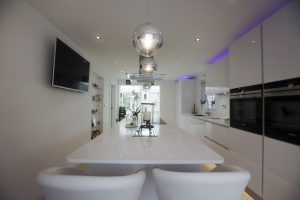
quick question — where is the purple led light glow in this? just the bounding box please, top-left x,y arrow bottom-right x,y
207,0 -> 292,65
175,75 -> 196,83
207,49 -> 229,65
235,0 -> 292,40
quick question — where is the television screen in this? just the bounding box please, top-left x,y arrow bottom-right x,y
52,38 -> 90,92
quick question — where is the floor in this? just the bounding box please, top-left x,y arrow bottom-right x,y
242,193 -> 255,200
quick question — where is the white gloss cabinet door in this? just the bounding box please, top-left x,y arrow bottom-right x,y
228,128 -> 262,197
262,1 -> 300,83
263,137 -> 300,200
210,124 -> 229,148
204,137 -> 229,164
212,58 -> 229,88
229,26 -> 262,89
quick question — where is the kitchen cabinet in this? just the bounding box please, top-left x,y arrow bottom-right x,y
228,128 -> 262,197
204,136 -> 229,164
177,115 -> 207,142
263,137 -> 300,200
206,123 -> 229,148
262,1 -> 300,83
201,58 -> 229,94
204,122 -> 229,163
229,25 -> 262,89
207,58 -> 229,88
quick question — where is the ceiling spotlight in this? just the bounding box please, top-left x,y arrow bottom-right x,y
96,35 -> 102,40
195,37 -> 201,42
139,56 -> 157,75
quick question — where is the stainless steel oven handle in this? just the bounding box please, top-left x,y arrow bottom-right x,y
264,84 -> 300,93
264,89 -> 300,97
230,94 -> 262,99
288,133 -> 297,137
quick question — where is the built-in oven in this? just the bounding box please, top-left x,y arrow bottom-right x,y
230,84 -> 263,135
264,77 -> 300,146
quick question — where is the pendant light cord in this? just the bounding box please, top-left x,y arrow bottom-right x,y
147,0 -> 150,23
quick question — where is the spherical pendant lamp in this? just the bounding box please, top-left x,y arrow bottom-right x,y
139,56 -> 157,75
133,22 -> 163,57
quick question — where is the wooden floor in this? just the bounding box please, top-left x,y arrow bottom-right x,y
242,192 -> 255,200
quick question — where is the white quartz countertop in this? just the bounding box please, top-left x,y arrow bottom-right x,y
67,122 -> 224,165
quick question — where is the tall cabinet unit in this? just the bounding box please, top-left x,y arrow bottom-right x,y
262,1 -> 300,83
229,26 -> 262,88
90,73 -> 104,139
229,25 -> 263,197
262,2 -> 300,200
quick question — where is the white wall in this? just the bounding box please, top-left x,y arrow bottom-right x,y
0,0 -> 111,199
181,79 -> 197,114
160,81 -> 176,126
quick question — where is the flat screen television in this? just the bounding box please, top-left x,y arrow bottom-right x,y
52,38 -> 90,92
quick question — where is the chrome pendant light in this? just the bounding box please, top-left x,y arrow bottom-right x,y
139,56 -> 157,75
132,0 -> 163,57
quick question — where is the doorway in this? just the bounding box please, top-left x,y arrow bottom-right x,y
119,85 -> 160,123
111,84 -> 116,127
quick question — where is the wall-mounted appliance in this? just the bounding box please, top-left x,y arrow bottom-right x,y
230,84 -> 263,135
52,38 -> 90,92
264,77 -> 300,146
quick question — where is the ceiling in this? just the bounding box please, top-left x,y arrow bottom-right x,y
24,0 -> 289,80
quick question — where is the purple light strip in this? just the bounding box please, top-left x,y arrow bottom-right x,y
207,0 -> 292,65
175,75 -> 196,83
207,49 -> 229,65
234,0 -> 293,40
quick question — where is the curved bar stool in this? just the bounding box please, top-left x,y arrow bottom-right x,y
37,167 -> 146,200
153,165 -> 250,200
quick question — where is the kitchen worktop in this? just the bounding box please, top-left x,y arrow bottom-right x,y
67,121 -> 224,165
183,113 -> 230,127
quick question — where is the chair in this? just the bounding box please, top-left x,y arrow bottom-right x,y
152,165 -> 250,200
37,167 -> 146,200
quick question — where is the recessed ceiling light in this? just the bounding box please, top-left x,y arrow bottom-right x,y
96,35 -> 102,40
120,70 -> 124,73
195,37 -> 201,42
251,40 -> 256,43
177,62 -> 180,65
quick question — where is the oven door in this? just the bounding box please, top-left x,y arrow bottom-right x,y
230,94 -> 262,135
265,91 -> 300,146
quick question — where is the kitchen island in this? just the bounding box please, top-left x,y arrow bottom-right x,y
67,121 -> 223,200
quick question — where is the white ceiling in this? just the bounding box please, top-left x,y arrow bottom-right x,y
24,0 -> 288,80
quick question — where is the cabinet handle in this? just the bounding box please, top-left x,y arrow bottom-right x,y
288,133 -> 297,137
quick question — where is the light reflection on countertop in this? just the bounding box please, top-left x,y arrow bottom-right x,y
183,113 -> 229,127
67,120 -> 224,164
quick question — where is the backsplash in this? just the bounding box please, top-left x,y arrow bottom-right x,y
200,94 -> 229,118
